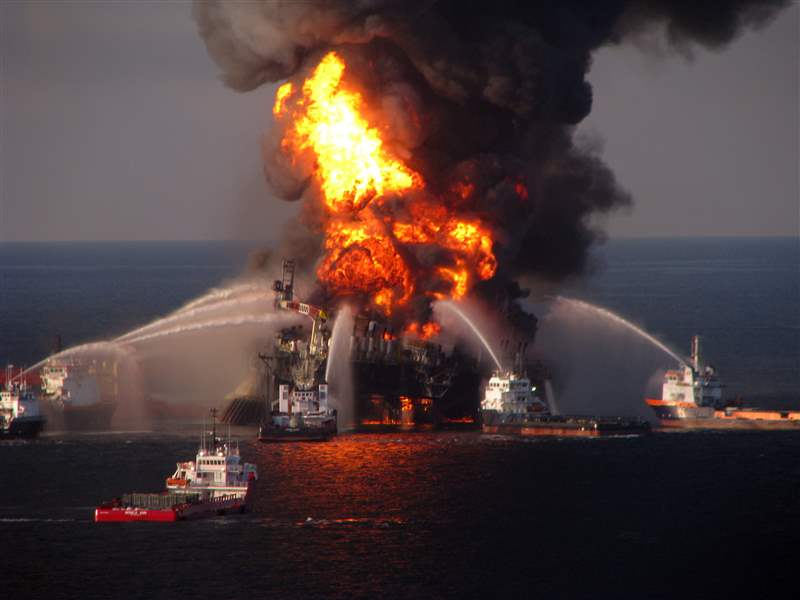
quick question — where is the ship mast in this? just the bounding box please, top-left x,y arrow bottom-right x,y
210,408 -> 218,450
691,335 -> 701,372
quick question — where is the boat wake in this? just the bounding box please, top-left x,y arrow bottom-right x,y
297,516 -> 406,529
0,517 -> 77,523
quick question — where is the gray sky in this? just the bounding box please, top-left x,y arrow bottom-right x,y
1,1 -> 797,242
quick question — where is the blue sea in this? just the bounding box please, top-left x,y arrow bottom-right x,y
1,238 -> 799,599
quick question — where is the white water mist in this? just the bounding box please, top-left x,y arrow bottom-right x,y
175,280 -> 275,313
325,306 -> 354,431
123,314 -> 286,346
544,379 -> 559,415
434,301 -> 503,371
532,296 -> 678,418
116,293 -> 274,343
553,297 -> 685,365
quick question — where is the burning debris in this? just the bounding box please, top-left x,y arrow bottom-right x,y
194,0 -> 788,337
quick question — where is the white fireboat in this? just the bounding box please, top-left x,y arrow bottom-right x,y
1,366 -> 46,438
481,362 -> 650,437
481,370 -> 549,424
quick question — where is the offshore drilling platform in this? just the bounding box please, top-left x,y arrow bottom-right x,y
222,260 -> 483,430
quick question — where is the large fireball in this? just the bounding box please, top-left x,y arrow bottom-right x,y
273,52 -> 497,319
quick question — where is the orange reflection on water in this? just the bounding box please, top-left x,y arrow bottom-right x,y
249,434 -> 441,520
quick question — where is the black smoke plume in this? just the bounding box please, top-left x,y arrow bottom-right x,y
194,0 -> 787,336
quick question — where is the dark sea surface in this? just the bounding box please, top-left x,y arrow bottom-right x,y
0,241 -> 254,366
1,238 -> 799,598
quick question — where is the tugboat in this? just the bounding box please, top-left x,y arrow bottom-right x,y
481,363 -> 649,437
1,366 -> 46,438
646,335 -> 800,429
95,411 -> 258,522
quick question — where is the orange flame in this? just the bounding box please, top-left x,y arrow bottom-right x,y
273,52 -> 497,316
451,181 -> 474,201
421,322 -> 441,339
404,321 -> 441,340
277,52 -> 418,213
317,215 -> 413,313
273,82 -> 293,116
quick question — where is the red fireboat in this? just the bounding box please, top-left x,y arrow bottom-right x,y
95,412 -> 258,522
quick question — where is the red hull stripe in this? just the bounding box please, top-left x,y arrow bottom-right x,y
95,508 -> 177,522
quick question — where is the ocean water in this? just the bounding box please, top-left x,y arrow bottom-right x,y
0,241 -> 253,367
564,237 -> 799,404
1,238 -> 799,598
4,430 -> 800,599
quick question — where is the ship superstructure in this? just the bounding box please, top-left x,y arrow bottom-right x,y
647,335 -> 800,428
165,419 -> 258,497
40,360 -> 117,430
258,260 -> 337,441
1,366 -> 46,438
481,370 -> 548,424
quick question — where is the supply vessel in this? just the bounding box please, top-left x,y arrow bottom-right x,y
1,366 -> 46,438
481,352 -> 650,437
40,361 -> 117,430
646,335 -> 800,429
95,412 -> 258,522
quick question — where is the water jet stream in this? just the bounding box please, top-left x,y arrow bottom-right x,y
552,297 -> 686,366
115,293 -> 272,342
123,314 -> 288,346
324,306 -> 355,430
176,281 -> 274,313
544,379 -> 559,415
14,341 -> 134,380
435,301 -> 503,371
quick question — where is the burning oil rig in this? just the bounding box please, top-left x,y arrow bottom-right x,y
222,260 -> 484,429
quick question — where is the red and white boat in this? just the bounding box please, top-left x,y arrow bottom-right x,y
95,418 -> 258,522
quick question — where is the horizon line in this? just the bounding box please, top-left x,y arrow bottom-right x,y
1,234 -> 798,244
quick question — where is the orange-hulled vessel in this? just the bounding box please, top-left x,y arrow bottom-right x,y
646,335 -> 800,429
95,414 -> 257,522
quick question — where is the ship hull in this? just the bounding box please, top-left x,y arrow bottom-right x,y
0,416 -> 46,438
646,399 -> 800,430
657,419 -> 800,430
63,401 -> 117,431
258,425 -> 335,443
483,413 -> 651,437
95,495 -> 248,522
43,400 -> 117,431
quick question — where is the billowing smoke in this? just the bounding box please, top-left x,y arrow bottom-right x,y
194,0 -> 787,337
